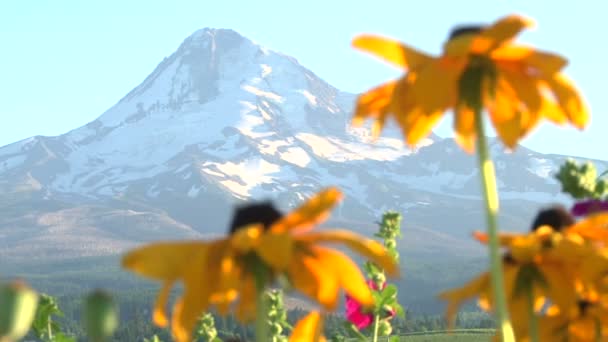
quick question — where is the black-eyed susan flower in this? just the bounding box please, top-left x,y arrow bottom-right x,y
122,188 -> 397,342
439,210 -> 608,341
352,14 -> 589,153
538,298 -> 608,342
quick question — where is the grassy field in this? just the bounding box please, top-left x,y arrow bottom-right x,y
348,330 -> 494,341
400,333 -> 492,341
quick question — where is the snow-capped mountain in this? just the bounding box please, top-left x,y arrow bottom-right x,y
0,28 -> 605,261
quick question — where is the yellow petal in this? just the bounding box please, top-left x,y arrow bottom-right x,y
288,256 -> 322,305
235,274 -> 257,323
395,59 -> 458,146
567,213 -> 608,242
289,250 -> 340,309
121,241 -> 211,280
171,244 -> 218,342
492,45 -> 568,75
395,106 -> 444,147
438,272 -> 490,328
472,230 -> 519,246
453,105 -> 477,154
170,299 -> 189,342
544,74 -> 589,129
472,14 -> 535,54
211,252 -> 241,307
410,59 -> 458,115
314,246 -> 374,308
352,80 -> 396,128
352,34 -> 433,70
230,224 -> 263,253
298,230 -> 398,277
443,33 -> 476,57
289,311 -> 326,342
272,187 -> 343,233
486,76 -> 539,149
153,281 -> 173,327
256,232 -> 294,271
539,263 -> 578,311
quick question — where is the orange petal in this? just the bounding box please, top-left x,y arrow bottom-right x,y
298,229 -> 398,277
544,74 -> 589,129
453,105 -> 477,154
438,272 -> 491,328
410,59 -> 458,114
394,60 -> 457,146
153,281 -> 173,327
272,187 -> 343,233
171,244 -> 219,342
472,14 -> 535,53
289,311 -> 326,342
472,230 -> 520,246
352,34 -> 434,70
256,231 -> 294,271
395,106 -> 444,147
492,45 -> 568,75
353,81 -> 397,130
235,274 -> 257,323
314,246 -> 374,308
567,213 -> 608,242
289,250 -> 340,309
121,241 -> 211,280
487,77 -> 539,149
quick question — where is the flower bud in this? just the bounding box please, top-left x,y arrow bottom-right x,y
0,281 -> 38,341
385,239 -> 396,249
377,319 -> 392,336
270,322 -> 283,335
83,289 -> 118,341
371,273 -> 386,287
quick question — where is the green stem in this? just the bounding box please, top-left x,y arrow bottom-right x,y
473,109 -> 514,342
372,314 -> 380,342
254,268 -> 269,342
47,317 -> 54,341
595,317 -> 602,342
527,288 -> 539,342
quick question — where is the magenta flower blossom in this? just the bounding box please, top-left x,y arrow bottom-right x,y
571,199 -> 608,217
345,280 -> 395,330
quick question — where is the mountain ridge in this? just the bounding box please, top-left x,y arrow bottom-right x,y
0,27 -> 605,263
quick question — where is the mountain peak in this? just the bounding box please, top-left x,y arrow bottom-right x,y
179,27 -> 251,54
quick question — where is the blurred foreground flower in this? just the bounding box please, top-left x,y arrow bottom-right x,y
439,209 -> 608,341
0,281 -> 38,341
352,14 -> 588,152
122,187 -> 397,342
572,200 -> 608,217
83,290 -> 118,342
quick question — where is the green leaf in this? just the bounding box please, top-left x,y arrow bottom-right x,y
555,159 -> 603,199
53,332 -> 76,342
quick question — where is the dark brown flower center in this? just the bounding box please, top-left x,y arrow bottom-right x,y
578,299 -> 593,316
530,206 -> 575,232
448,25 -> 484,41
228,202 -> 283,234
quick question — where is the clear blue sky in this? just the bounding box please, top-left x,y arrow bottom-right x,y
0,0 -> 605,160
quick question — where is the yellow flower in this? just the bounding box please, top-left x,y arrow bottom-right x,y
122,188 -> 397,342
440,220 -> 608,340
539,299 -> 608,342
352,14 -> 588,152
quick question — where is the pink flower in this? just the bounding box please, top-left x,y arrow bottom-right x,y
571,200 -> 608,217
345,280 -> 395,330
